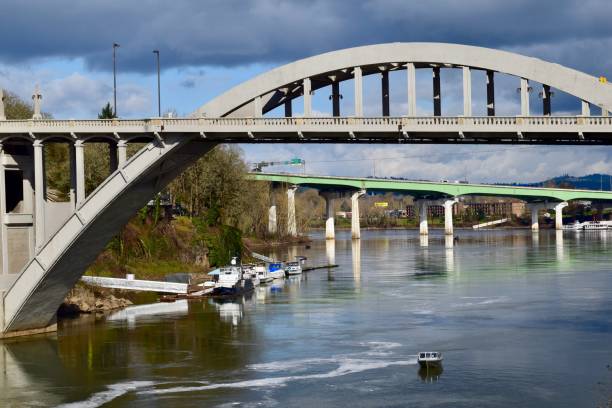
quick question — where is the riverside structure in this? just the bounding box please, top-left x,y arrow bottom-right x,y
2,42 -> 612,338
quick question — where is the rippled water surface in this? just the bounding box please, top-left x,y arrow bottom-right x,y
2,229 -> 612,407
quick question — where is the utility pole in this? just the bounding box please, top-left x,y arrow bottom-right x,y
153,50 -> 161,117
113,43 -> 120,117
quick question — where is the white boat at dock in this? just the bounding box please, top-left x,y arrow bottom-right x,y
212,259 -> 254,296
285,261 -> 302,275
255,264 -> 274,283
267,262 -> 286,279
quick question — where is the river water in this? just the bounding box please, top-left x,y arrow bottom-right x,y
1,229 -> 611,407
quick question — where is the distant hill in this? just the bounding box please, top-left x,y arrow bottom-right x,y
509,174 -> 612,191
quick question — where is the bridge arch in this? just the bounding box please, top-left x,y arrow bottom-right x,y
194,42 -> 612,118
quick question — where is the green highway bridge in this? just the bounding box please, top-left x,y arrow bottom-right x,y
250,172 -> 612,239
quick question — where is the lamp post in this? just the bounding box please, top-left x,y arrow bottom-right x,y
153,50 -> 161,117
113,43 -> 120,117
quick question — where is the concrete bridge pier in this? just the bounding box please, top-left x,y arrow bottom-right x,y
554,202 -> 568,230
443,198 -> 458,235
268,193 -> 277,235
287,185 -> 298,237
417,200 -> 429,235
528,203 -> 542,231
320,191 -> 339,240
351,189 -> 366,239
527,203 -> 551,231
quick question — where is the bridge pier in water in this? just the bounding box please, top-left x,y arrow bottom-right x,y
351,190 -> 366,239
528,201 -> 568,231
320,191 -> 340,240
416,198 -> 457,236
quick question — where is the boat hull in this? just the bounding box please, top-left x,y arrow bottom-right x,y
212,279 -> 254,297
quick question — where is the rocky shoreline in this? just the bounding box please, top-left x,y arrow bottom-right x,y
58,283 -> 133,316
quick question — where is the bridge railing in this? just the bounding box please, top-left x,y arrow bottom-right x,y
2,116 -> 612,135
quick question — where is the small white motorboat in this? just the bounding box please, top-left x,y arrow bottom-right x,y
285,261 -> 302,276
256,264 -> 274,283
418,351 -> 443,368
267,262 -> 285,279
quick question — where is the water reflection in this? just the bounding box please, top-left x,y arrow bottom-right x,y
445,234 -> 454,249
326,239 -> 335,265
352,239 -> 361,287
211,298 -> 243,326
418,365 -> 444,383
108,300 -> 189,328
556,230 -> 565,262
532,231 -> 540,247
419,235 -> 428,247
0,338 -> 66,406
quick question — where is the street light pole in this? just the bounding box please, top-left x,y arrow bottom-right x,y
153,50 -> 161,117
113,43 -> 120,117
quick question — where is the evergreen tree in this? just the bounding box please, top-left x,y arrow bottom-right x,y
98,102 -> 116,119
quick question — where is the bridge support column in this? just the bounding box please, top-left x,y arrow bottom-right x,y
351,189 -> 366,239
462,67 -> 472,116
268,194 -> 277,235
331,81 -> 340,117
417,200 -> 429,235
433,67 -> 441,116
581,101 -> 590,116
520,78 -> 530,116
443,198 -> 458,235
284,99 -> 292,117
381,70 -> 390,117
109,142 -> 118,172
117,140 -> 127,167
74,140 -> 85,206
407,63 -> 417,116
542,85 -> 552,116
33,140 -> 45,249
287,185 -> 298,237
303,78 -> 312,116
528,203 -> 542,231
554,202 -> 568,230
486,70 -> 495,116
320,191 -> 336,240
354,67 -> 363,116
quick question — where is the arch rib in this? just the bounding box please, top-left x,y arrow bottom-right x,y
194,43 -> 612,118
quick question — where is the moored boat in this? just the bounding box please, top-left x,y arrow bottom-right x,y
285,261 -> 302,275
255,264 -> 274,283
268,262 -> 285,279
212,263 -> 254,296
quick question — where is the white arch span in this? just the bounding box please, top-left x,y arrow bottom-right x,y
195,42 -> 612,118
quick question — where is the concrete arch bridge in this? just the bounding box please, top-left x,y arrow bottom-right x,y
251,172 -> 612,238
2,42 -> 612,337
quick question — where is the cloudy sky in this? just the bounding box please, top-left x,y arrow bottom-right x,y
1,0 -> 612,183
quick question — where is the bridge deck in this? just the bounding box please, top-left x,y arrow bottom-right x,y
1,116 -> 612,144
250,173 -> 612,202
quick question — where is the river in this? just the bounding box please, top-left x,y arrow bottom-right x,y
1,229 -> 611,407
